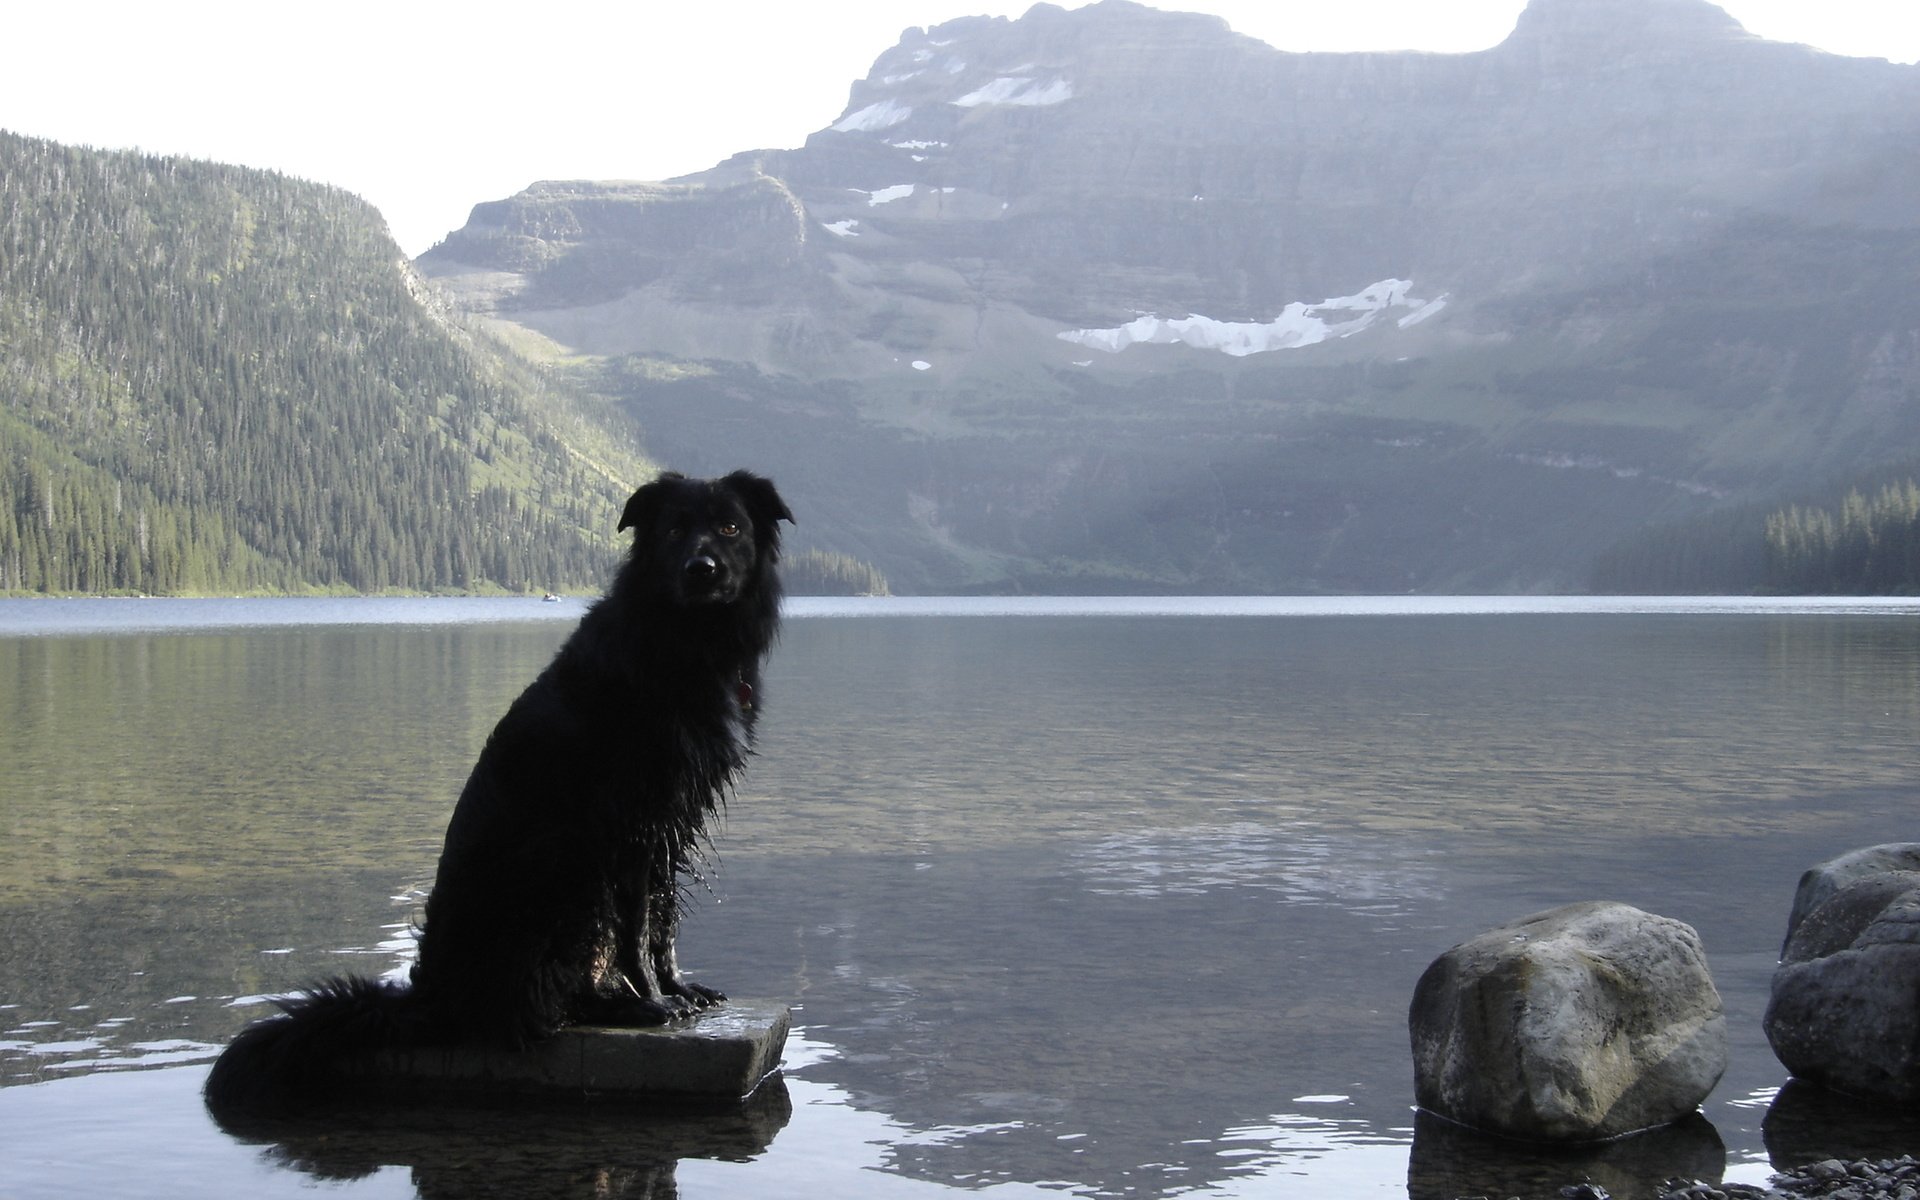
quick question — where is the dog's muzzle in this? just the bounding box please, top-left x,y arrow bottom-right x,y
681,553 -> 734,601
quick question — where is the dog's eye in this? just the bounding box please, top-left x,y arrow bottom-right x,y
717,523 -> 740,538
666,527 -> 684,540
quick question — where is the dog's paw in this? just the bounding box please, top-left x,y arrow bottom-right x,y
641,996 -> 697,1024
579,993 -> 686,1027
656,967 -> 721,1006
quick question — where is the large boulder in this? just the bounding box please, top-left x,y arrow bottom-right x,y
1409,901 -> 1727,1142
1780,843 -> 1920,954
1765,846 -> 1920,1103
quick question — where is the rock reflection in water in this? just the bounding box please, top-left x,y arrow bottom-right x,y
1407,1109 -> 1727,1200
212,1075 -> 792,1200
1763,1081 -> 1920,1169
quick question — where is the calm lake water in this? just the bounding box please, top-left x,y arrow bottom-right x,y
3,596 -> 1919,1199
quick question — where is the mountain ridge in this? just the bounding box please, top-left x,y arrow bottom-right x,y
32,3 -> 1919,594
424,0 -> 1920,357
415,0 -> 1920,594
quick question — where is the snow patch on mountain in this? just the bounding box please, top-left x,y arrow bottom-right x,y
1059,280 -> 1443,358
823,220 -> 860,238
1398,296 -> 1449,328
865,184 -> 916,206
833,100 -> 913,133
954,77 -> 1074,108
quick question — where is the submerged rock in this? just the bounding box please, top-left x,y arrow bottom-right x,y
1766,846 -> 1920,1104
1409,900 -> 1726,1142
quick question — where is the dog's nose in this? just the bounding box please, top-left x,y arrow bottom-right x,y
686,555 -> 719,581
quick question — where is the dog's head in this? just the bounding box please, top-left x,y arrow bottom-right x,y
617,471 -> 795,606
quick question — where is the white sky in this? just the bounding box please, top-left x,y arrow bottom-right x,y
3,1 -> 1916,255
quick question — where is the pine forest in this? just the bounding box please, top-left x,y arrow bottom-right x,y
0,131 -> 653,595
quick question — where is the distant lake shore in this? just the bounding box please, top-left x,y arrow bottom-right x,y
5,593 -> 1920,639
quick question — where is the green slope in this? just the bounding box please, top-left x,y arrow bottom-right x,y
0,131 -> 651,595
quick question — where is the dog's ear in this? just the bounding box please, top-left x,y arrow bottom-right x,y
617,472 -> 686,532
722,470 -> 795,528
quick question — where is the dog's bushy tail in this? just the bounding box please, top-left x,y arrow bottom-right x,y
203,975 -> 426,1117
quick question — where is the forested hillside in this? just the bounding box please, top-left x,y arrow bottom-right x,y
783,549 -> 891,596
1591,474 -> 1920,595
0,131 -> 651,595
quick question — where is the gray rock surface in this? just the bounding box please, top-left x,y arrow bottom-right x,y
1662,1155 -> 1920,1200
343,997 -> 791,1102
1766,849 -> 1920,1104
1781,843 -> 1920,954
1410,901 -> 1726,1142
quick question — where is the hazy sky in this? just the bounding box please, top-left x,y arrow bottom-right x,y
5,1 -> 1916,255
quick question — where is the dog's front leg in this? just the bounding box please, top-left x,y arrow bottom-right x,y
583,856 -> 688,1026
650,892 -> 725,1009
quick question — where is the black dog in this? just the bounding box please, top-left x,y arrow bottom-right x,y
204,470 -> 793,1114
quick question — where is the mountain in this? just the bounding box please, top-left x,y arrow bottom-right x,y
418,0 -> 1920,594
0,131 -> 652,595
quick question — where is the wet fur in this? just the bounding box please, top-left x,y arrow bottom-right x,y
204,470 -> 793,1115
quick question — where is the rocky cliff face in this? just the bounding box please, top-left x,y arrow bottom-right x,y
419,0 -> 1920,593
